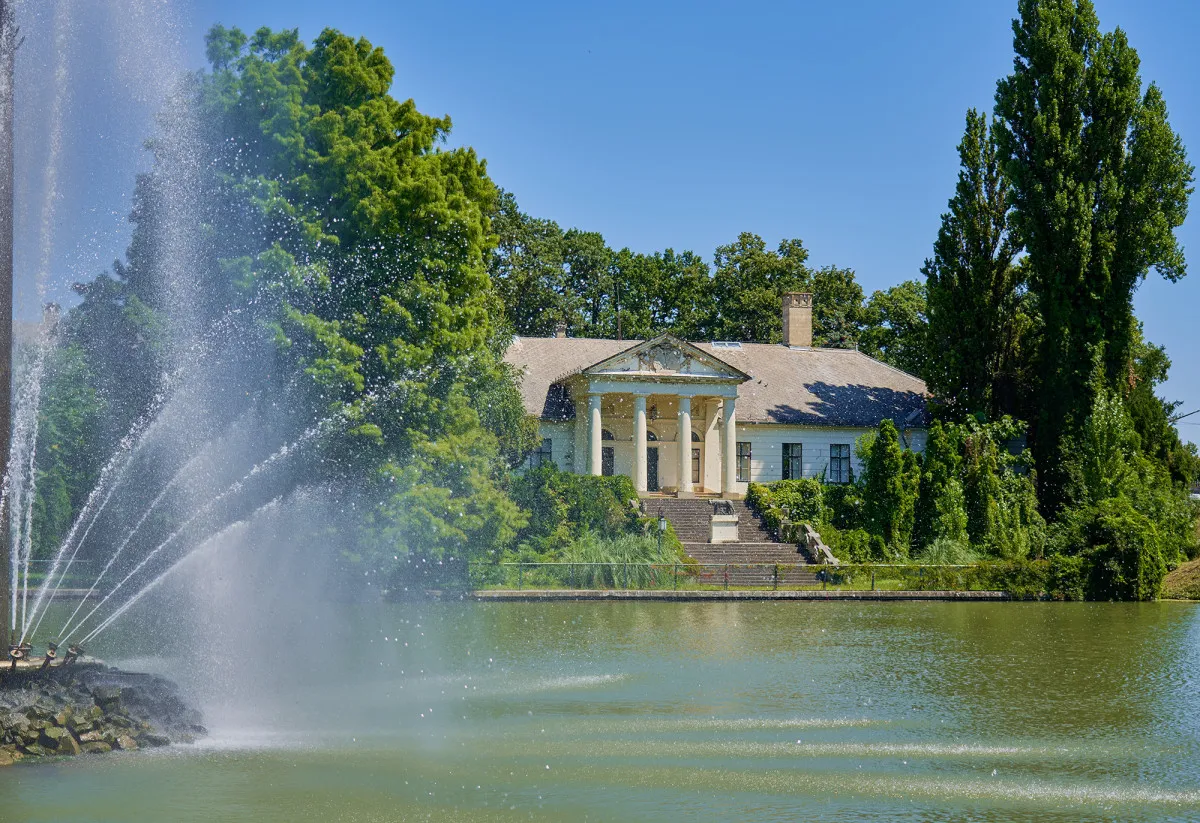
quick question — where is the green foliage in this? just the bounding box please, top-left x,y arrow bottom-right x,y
861,420 -> 920,558
994,0 -> 1194,512
913,421 -> 963,548
558,533 -> 682,588
709,234 -> 811,343
508,464 -> 641,556
1125,327 -> 1200,487
822,527 -> 879,564
767,479 -> 825,523
923,110 -> 1026,419
860,280 -> 929,376
917,536 -> 978,566
1080,497 -> 1167,602
822,483 -> 865,531
991,471 -> 1046,560
30,345 -> 110,559
973,558 -> 1084,601
962,428 -> 1002,548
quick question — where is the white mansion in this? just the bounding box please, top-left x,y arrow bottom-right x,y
504,293 -> 929,498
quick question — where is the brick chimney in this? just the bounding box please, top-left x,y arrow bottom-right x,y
782,292 -> 812,347
554,321 -> 568,339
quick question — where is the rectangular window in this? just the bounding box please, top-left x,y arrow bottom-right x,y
601,446 -> 615,477
736,442 -> 752,483
829,444 -> 851,484
529,438 -> 553,468
782,443 -> 803,480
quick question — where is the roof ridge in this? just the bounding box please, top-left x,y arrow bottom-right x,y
843,348 -> 927,386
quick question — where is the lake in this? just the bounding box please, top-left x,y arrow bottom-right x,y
2,601 -> 1199,822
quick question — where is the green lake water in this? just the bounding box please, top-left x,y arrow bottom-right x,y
2,601 -> 1199,822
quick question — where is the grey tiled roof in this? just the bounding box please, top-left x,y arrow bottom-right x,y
504,336 -> 929,428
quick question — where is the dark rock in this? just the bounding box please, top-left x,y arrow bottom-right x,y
92,687 -> 122,711
0,664 -> 205,765
56,732 -> 81,756
40,726 -> 67,746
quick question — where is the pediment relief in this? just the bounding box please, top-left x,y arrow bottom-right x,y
583,336 -> 746,381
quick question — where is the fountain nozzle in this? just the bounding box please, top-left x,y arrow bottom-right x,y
40,640 -> 59,671
63,644 -> 84,666
8,642 -> 31,670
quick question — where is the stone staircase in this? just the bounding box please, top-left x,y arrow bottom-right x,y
644,497 -> 818,587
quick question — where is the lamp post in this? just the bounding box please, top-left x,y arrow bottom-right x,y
657,511 -> 667,555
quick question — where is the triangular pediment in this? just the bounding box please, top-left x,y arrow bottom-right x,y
580,335 -> 748,382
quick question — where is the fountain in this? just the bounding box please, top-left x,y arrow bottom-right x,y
0,0 -> 347,763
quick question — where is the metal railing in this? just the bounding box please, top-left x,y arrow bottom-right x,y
469,562 -> 987,592
19,559 -> 99,588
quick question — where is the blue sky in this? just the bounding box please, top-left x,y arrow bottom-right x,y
24,1 -> 1200,442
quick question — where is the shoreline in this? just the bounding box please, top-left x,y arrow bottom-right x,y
471,589 -> 1010,601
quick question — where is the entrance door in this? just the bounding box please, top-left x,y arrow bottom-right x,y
601,447 -> 615,477
692,448 -> 701,485
647,447 -> 659,491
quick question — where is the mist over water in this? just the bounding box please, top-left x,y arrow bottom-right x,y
10,600 -> 1200,822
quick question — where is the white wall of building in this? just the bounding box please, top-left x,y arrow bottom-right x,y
534,417 -> 927,493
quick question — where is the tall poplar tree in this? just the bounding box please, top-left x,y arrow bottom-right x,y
993,0 -> 1194,512
923,110 -> 1021,419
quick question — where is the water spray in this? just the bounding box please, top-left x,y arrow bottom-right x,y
63,431 -> 323,644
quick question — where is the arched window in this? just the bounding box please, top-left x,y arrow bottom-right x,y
691,430 -> 701,442
601,429 -> 615,441
646,430 -> 658,441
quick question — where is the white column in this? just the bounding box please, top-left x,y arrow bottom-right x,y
588,393 -> 603,476
722,396 -> 738,497
678,395 -> 693,497
633,394 -> 648,492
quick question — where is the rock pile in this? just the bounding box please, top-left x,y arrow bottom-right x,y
0,664 -> 206,765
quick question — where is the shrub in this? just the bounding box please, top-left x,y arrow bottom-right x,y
824,483 -> 865,531
917,536 -> 978,565
768,479 -> 824,523
509,464 -> 641,554
1082,497 -> 1166,602
560,532 -> 680,588
824,526 -> 876,563
1047,555 -> 1085,601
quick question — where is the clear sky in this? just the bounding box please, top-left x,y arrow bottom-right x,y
23,1 -> 1200,442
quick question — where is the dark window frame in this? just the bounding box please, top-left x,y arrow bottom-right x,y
736,441 -> 752,483
829,444 -> 851,484
782,443 -> 802,480
529,437 -> 553,468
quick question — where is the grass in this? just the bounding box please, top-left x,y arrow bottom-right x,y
1163,557 -> 1200,600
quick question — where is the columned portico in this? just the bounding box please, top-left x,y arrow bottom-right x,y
722,396 -> 737,496
587,393 -> 603,476
565,335 -> 750,498
632,393 -> 648,492
677,396 -> 693,497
